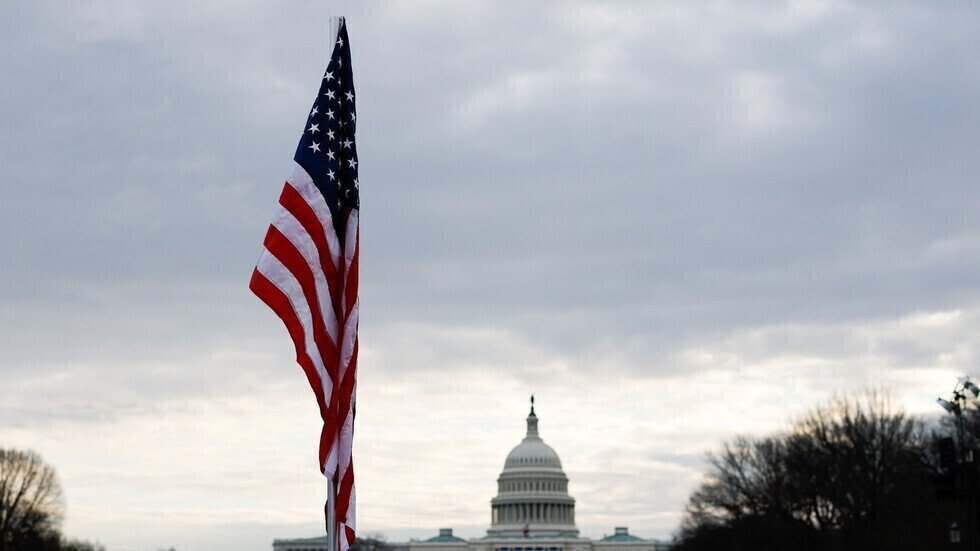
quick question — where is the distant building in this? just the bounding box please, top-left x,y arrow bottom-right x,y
274,399 -> 669,551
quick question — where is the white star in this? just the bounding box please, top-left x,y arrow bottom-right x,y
327,169 -> 335,180
326,109 -> 335,120
309,141 -> 321,153
310,106 -> 318,117
324,71 -> 334,81
345,91 -> 354,101
342,139 -> 352,149
327,150 -> 336,160
348,158 -> 357,169
327,129 -> 336,140
337,36 -> 344,47
308,123 -> 319,134
324,90 -> 336,100
349,112 -> 356,123
353,178 -> 359,190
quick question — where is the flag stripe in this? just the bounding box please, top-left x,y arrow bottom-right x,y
270,202 -> 341,345
253,253 -> 332,399
279,182 -> 344,319
263,225 -> 340,385
285,164 -> 343,268
344,223 -> 359,319
248,269 -> 328,418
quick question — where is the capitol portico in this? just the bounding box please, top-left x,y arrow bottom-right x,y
274,399 -> 668,551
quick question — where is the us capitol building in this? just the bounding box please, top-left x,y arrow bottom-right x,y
274,399 -> 668,551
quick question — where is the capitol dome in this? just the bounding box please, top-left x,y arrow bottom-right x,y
488,397 -> 578,538
503,433 -> 562,470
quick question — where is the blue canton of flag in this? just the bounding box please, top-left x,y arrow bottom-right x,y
295,21 -> 359,240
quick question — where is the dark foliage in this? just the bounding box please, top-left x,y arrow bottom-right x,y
0,448 -> 105,551
674,392 -> 954,551
350,536 -> 393,551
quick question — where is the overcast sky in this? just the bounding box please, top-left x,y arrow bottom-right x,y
2,1 -> 980,550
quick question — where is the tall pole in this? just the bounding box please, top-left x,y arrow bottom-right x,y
325,17 -> 344,551
327,477 -> 337,551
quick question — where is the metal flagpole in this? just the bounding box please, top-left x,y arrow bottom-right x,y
327,477 -> 337,551
324,16 -> 343,551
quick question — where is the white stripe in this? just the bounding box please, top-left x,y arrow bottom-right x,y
337,396 -> 355,472
336,378 -> 356,503
339,524 -> 351,551
337,300 -> 358,384
287,163 -> 342,269
342,209 -> 359,311
270,207 -> 340,344
346,487 -> 356,536
255,251 -> 333,401
323,442 -> 339,480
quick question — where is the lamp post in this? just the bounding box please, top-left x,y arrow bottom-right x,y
938,377 -> 980,547
938,378 -> 980,462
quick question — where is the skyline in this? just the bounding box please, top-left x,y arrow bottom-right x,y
3,1 -> 980,550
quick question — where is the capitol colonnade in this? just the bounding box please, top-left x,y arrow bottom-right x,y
491,502 -> 575,525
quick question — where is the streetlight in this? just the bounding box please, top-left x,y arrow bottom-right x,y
937,377 -> 980,458
939,398 -> 962,415
938,377 -> 980,547
963,378 -> 980,398
951,522 -> 961,544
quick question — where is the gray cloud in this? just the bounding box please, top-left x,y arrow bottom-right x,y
2,1 -> 980,549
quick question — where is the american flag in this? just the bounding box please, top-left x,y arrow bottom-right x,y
249,18 -> 359,551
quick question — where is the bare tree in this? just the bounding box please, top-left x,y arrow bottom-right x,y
349,535 -> 393,551
676,391 -> 945,551
0,449 -> 65,551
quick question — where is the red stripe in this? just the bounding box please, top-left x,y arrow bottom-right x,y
252,189 -> 358,539
336,460 -> 355,521
334,339 -> 358,521
264,225 -> 339,386
249,269 -> 336,469
344,224 -> 359,318
279,183 -> 344,321
333,209 -> 359,519
249,269 -> 327,416
337,338 -> 358,432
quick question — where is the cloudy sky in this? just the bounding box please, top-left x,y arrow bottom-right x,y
2,1 -> 980,550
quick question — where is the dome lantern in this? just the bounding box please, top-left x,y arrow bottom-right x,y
526,395 -> 539,438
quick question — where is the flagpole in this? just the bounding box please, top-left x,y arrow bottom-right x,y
327,476 -> 337,551
324,15 -> 344,551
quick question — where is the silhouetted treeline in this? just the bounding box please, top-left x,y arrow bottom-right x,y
673,392 -> 967,551
350,535 -> 393,551
0,448 -> 105,551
